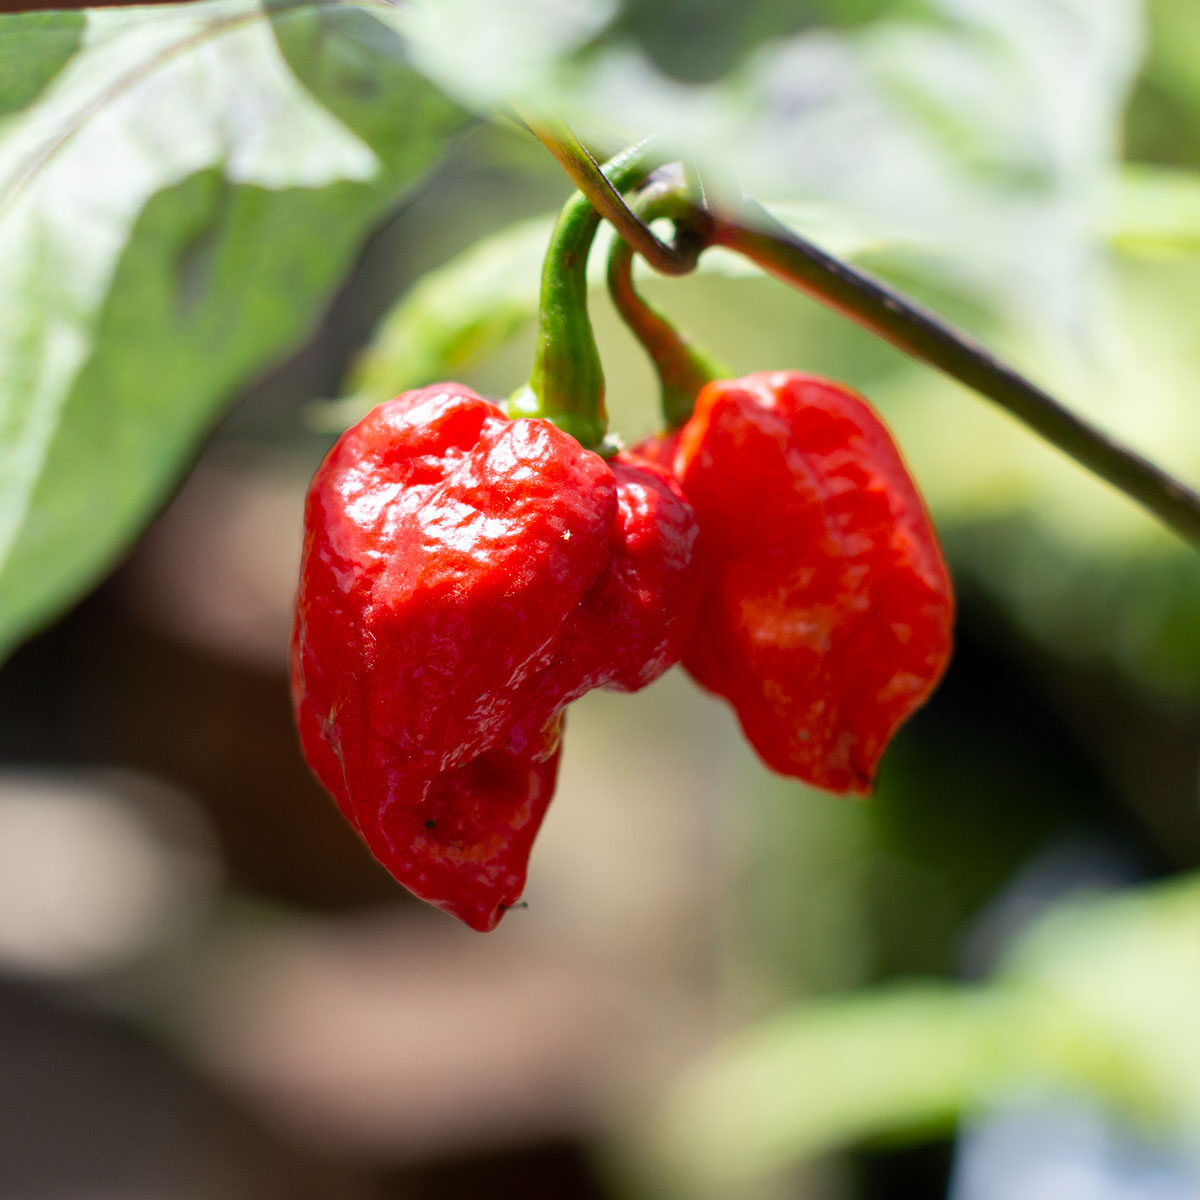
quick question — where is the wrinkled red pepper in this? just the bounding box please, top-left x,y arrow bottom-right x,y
634,370 -> 953,794
291,384 -> 699,930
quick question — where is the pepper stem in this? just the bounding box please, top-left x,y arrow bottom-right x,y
526,131 -> 1200,548
519,117 -> 697,277
509,142 -> 674,451
607,184 -> 727,430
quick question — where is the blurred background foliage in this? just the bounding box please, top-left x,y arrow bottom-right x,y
3,0 -> 1200,1198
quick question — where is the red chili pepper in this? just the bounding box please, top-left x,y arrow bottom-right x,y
634,370 -> 953,795
291,384 -> 699,930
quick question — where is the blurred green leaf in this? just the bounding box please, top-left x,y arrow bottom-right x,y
1107,163 -> 1200,252
1002,874 -> 1200,1132
636,874 -> 1200,1193
338,213 -> 555,424
0,11 -> 83,117
645,986 -> 1016,1196
0,1 -> 465,659
400,0 -> 617,112
1127,0 -> 1200,165
400,0 -> 1143,329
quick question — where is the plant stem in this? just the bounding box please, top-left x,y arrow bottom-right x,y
529,127 -> 1200,545
519,116 -> 696,276
607,186 -> 728,429
510,141 -> 674,450
707,197 -> 1200,547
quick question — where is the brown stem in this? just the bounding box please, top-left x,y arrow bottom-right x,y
707,196 -> 1200,547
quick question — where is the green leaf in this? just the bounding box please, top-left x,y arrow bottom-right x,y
400,0 -> 616,112
337,213 -> 555,424
399,0 -> 1144,329
1106,163 -> 1200,253
641,986 -> 1022,1197
0,0 -> 465,659
0,11 -> 84,117
1000,873 -> 1200,1132
629,872 -> 1200,1194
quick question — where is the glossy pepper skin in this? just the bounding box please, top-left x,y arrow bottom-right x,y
635,371 -> 953,794
291,384 -> 699,930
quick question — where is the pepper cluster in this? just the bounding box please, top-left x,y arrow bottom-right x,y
291,371 -> 953,930
292,145 -> 954,929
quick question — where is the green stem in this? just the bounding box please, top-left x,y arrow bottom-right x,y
520,117 -> 697,276
705,196 -> 1200,548
607,186 -> 728,430
509,142 -> 676,450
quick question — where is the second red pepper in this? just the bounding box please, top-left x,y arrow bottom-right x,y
635,370 -> 954,794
